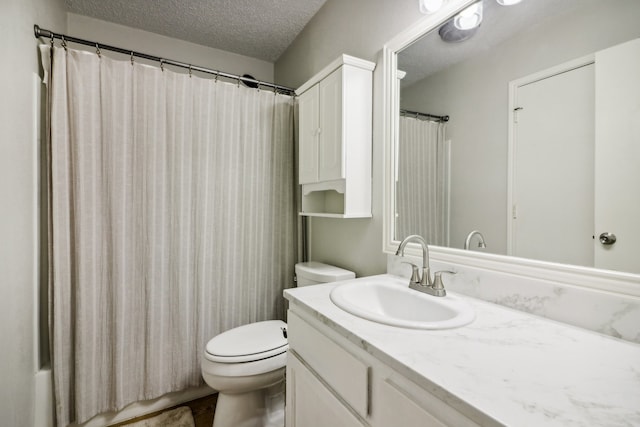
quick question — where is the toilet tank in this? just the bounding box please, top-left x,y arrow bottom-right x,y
295,262 -> 355,287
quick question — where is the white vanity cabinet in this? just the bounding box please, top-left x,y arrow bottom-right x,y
285,309 -> 481,427
296,55 -> 375,218
286,311 -> 369,426
286,352 -> 365,427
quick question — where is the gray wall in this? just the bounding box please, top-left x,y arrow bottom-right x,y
275,0 -> 426,277
400,0 -> 640,255
0,0 -> 66,425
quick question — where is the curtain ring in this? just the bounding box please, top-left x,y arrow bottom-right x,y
189,65 -> 192,78
256,81 -> 261,92
95,43 -> 101,58
61,35 -> 67,51
130,51 -> 134,66
160,59 -> 164,72
214,71 -> 219,83
50,33 -> 54,48
237,77 -> 241,88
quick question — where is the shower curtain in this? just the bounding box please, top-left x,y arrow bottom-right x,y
45,46 -> 296,426
396,116 -> 449,246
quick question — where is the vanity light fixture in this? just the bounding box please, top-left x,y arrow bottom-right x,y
438,19 -> 478,43
419,0 -> 445,14
440,0 -> 522,43
454,1 -> 483,31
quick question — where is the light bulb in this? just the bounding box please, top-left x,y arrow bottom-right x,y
454,2 -> 483,30
419,0 -> 444,14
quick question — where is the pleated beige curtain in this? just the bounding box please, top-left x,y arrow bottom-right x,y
396,116 -> 449,246
47,46 -> 296,426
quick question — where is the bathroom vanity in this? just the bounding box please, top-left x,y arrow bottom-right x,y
283,275 -> 640,427
285,1 -> 640,425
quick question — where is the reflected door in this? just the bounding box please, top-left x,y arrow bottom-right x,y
595,39 -> 640,274
512,63 -> 595,266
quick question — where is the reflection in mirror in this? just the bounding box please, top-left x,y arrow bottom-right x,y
395,110 -> 450,247
394,0 -> 640,274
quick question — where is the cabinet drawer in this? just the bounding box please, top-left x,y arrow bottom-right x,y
287,310 -> 370,417
376,379 -> 447,427
375,376 -> 481,427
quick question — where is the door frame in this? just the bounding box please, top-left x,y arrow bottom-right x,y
506,54 -> 595,256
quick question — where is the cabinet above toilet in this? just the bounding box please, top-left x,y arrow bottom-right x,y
296,55 -> 375,218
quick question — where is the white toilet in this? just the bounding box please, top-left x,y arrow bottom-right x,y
201,261 -> 355,427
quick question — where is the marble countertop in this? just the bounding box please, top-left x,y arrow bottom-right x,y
283,274 -> 640,427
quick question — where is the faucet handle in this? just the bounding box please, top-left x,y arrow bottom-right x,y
401,262 -> 421,285
432,270 -> 456,294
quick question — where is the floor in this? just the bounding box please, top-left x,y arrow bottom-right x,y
111,393 -> 218,427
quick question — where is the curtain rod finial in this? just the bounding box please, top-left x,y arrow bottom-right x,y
34,24 -> 53,40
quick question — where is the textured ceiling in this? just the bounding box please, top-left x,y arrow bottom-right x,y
398,0 -> 596,87
64,0 -> 327,62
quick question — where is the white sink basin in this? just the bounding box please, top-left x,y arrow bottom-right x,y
329,277 -> 475,330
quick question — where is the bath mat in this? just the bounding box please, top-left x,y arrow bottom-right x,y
126,406 -> 195,427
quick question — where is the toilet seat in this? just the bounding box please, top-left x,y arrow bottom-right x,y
205,320 -> 288,363
202,351 -> 288,378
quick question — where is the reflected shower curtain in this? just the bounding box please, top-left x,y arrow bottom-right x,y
396,116 -> 449,245
47,47 -> 296,426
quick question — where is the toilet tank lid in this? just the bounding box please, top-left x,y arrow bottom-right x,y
295,261 -> 355,283
205,320 -> 288,362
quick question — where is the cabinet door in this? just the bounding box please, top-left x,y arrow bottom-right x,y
286,352 -> 364,427
298,85 -> 320,184
318,68 -> 344,182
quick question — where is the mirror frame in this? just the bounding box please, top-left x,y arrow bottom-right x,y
381,0 -> 640,296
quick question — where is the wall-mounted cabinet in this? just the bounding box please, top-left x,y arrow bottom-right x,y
296,55 -> 375,218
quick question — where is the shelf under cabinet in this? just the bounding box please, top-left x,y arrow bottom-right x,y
298,212 -> 373,218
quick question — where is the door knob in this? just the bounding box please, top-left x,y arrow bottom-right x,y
599,232 -> 617,245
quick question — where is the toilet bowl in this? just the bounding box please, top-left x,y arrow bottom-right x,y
202,262 -> 355,427
202,320 -> 288,427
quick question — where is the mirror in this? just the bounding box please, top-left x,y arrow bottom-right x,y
391,0 -> 640,275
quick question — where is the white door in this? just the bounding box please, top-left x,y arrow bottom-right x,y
298,84 -> 319,184
318,68 -> 344,182
594,39 -> 640,274
512,63 -> 595,266
286,353 -> 364,427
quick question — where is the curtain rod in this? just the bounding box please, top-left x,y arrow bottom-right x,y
33,25 -> 296,96
400,109 -> 449,122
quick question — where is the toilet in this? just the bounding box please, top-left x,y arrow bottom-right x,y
201,261 -> 355,427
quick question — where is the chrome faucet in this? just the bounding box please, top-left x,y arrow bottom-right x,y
464,230 -> 487,250
396,235 -> 454,297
